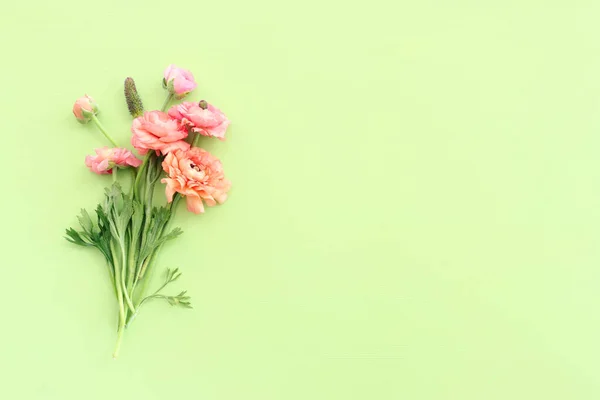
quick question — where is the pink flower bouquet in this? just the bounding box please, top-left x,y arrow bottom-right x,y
66,65 -> 231,358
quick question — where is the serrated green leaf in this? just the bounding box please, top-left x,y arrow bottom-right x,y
77,209 -> 94,234
65,228 -> 92,246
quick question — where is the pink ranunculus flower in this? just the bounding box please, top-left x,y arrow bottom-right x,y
168,101 -> 230,140
163,65 -> 197,99
85,147 -> 142,175
161,148 -> 231,214
73,95 -> 98,124
131,111 -> 190,156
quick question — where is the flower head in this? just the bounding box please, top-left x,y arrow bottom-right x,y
124,77 -> 144,118
168,101 -> 230,140
161,148 -> 231,214
85,147 -> 142,174
163,65 -> 197,99
131,111 -> 190,156
73,95 -> 98,124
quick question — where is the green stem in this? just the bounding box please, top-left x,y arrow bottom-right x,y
113,322 -> 125,359
125,311 -> 139,327
91,115 -> 120,147
144,160 -> 157,215
129,256 -> 150,302
110,241 -> 126,358
125,253 -> 156,327
169,193 -> 182,215
126,234 -> 137,298
128,168 -> 136,197
106,261 -> 116,296
120,242 -> 136,313
161,93 -> 174,112
191,131 -> 201,148
112,167 -> 118,183
134,153 -> 152,200
126,195 -> 181,327
136,251 -> 158,295
140,195 -> 181,283
137,278 -> 172,308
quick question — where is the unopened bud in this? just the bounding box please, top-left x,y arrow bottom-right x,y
73,95 -> 98,124
163,64 -> 197,99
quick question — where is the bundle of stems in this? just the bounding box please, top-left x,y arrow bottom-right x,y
66,87 -> 192,358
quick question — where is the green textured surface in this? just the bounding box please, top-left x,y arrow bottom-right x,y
2,0 -> 600,398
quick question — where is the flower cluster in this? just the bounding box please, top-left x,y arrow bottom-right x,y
76,64 -> 231,215
66,64 -> 232,358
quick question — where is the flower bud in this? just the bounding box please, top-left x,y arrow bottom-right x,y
163,64 -> 197,99
124,77 -> 144,118
73,95 -> 98,124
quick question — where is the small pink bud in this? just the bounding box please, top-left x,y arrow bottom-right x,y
163,64 -> 197,99
73,95 -> 98,124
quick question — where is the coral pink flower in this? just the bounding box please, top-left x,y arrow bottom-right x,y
164,65 -> 197,99
85,147 -> 142,175
161,148 -> 231,214
131,111 -> 190,156
73,95 -> 98,123
168,101 -> 230,140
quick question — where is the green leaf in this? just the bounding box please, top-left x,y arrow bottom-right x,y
65,228 -> 92,246
165,267 -> 183,283
130,200 -> 144,238
137,206 -> 182,261
164,291 -> 192,308
154,227 -> 183,247
138,268 -> 192,309
77,209 -> 94,234
65,185 -> 124,265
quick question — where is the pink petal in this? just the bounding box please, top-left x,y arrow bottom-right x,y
186,195 -> 205,214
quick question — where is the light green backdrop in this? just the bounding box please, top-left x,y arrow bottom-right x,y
2,0 -> 600,398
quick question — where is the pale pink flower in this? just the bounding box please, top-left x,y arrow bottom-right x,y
161,148 -> 231,214
131,111 -> 190,156
164,65 -> 197,99
73,95 -> 98,123
85,147 -> 142,175
168,101 -> 230,140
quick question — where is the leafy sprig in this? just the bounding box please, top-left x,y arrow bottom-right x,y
138,268 -> 192,308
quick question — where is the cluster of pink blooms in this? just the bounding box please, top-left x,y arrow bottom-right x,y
73,65 -> 231,214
